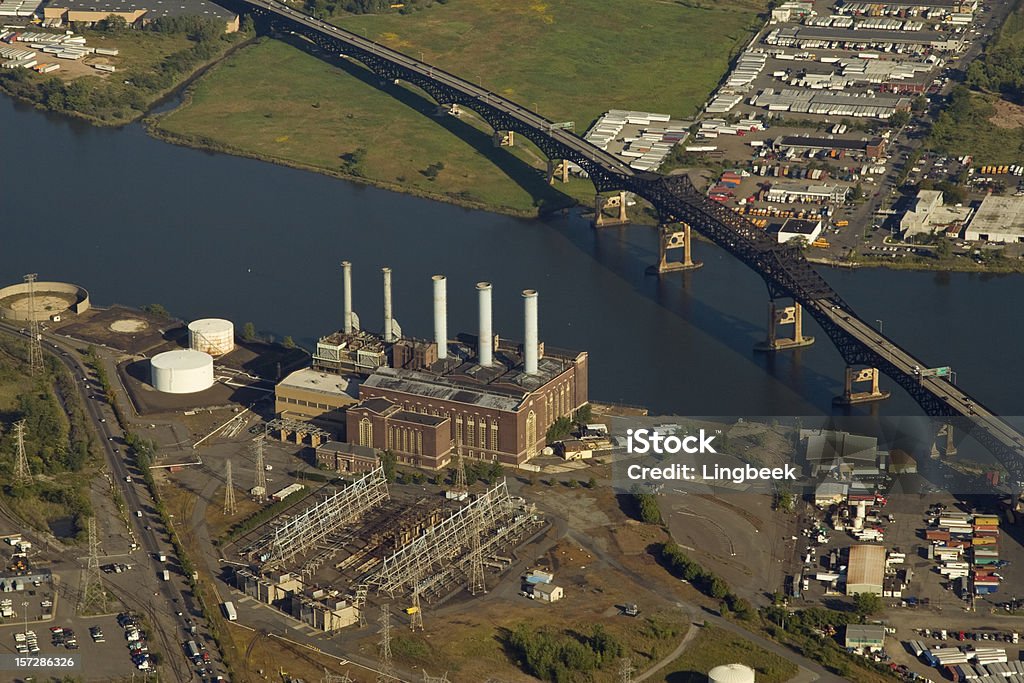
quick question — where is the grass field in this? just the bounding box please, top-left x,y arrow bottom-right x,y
156,0 -> 766,214
659,626 -> 798,683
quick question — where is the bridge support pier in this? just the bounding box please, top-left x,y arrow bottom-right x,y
834,367 -> 891,405
493,130 -> 515,147
546,159 -> 570,185
593,191 -> 629,227
755,300 -> 814,352
931,423 -> 958,458
656,223 -> 702,274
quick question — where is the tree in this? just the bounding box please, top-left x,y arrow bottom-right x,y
97,14 -> 128,33
853,591 -> 882,618
378,450 -> 397,483
143,303 -> 169,318
281,336 -> 296,349
573,403 -> 593,425
545,416 -> 573,443
242,322 -> 257,341
890,109 -> 911,128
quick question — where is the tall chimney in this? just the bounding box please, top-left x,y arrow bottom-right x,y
433,275 -> 447,360
382,267 -> 394,342
523,289 -> 538,375
477,282 -> 493,367
342,260 -> 353,334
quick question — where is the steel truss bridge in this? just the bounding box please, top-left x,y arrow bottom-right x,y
237,0 -> 1024,483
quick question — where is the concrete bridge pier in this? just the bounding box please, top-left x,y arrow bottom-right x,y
930,423 -> 958,458
755,299 -> 814,352
656,223 -> 702,274
593,191 -> 629,227
546,159 -> 569,185
492,130 -> 515,147
834,366 -> 891,405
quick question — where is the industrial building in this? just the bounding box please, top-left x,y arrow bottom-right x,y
775,135 -> 886,160
42,0 -> 238,31
845,624 -> 886,652
846,544 -> 886,596
774,217 -> 823,244
274,369 -> 359,427
965,195 -> 1024,243
274,264 -> 589,468
751,88 -> 912,119
899,190 -> 973,239
765,183 -> 849,204
314,441 -> 379,474
765,26 -> 958,52
804,429 -> 883,479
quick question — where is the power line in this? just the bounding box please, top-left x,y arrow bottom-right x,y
13,420 -> 31,485
23,274 -> 43,377
467,505 -> 486,596
223,458 -> 237,516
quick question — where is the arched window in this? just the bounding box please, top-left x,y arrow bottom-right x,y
359,418 -> 372,447
526,410 -> 537,459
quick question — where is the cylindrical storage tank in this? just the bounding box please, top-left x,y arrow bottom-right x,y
708,664 -> 756,683
188,318 -> 235,356
151,350 -> 214,394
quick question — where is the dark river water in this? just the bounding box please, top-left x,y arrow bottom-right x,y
2,97 -> 1022,419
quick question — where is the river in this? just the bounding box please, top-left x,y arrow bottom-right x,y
2,96 -> 1022,420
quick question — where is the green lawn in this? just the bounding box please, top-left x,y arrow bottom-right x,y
156,0 -> 766,214
660,626 -> 798,683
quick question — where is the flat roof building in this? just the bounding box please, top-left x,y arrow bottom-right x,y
315,441 -> 379,475
846,544 -> 886,596
274,369 -> 360,428
346,396 -> 453,470
42,0 -> 238,30
775,217 -> 823,245
776,135 -> 886,160
900,190 -> 973,239
805,429 -> 880,478
965,194 -> 1024,243
845,624 -> 886,651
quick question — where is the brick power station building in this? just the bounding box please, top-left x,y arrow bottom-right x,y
276,264 -> 588,470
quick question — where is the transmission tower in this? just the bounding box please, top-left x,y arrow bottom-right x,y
408,581 -> 423,632
618,658 -> 634,683
23,274 -> 43,377
321,669 -> 353,683
467,506 -> 486,596
353,584 -> 369,628
13,420 -> 31,485
78,517 -> 108,615
451,449 -> 468,497
377,604 -> 397,683
223,458 -> 237,515
422,671 -> 450,683
252,437 -> 267,501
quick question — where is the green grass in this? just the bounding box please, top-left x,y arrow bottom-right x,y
927,91 -> 1024,165
156,0 -> 766,214
660,626 -> 798,683
80,29 -> 195,74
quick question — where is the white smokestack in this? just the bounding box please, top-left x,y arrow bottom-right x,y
433,275 -> 447,360
477,282 -> 493,367
382,267 -> 394,342
523,289 -> 538,375
342,261 -> 353,334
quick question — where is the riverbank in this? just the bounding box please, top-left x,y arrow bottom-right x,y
809,254 -> 1024,274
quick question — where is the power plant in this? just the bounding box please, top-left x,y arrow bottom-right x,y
273,261 -> 589,469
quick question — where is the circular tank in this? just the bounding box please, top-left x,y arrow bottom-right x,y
708,664 -> 756,683
150,350 -> 214,394
188,318 -> 235,356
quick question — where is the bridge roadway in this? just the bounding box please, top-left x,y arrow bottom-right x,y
240,0 -> 1024,482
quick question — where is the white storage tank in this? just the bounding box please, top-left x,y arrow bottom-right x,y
151,350 -> 214,394
188,318 -> 235,356
708,664 -> 756,683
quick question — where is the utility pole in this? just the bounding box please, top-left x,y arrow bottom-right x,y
223,458 -> 237,516
13,420 -> 31,485
24,273 -> 43,377
252,437 -> 267,502
377,604 -> 396,683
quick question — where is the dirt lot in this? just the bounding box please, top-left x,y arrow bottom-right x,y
989,97 -> 1024,130
58,305 -> 185,356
